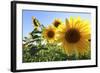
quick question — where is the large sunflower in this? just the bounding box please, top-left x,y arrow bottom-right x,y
52,18 -> 62,28
58,17 -> 91,56
42,25 -> 57,43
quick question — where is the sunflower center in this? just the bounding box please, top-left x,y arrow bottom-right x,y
47,30 -> 55,38
65,29 -> 80,43
54,21 -> 60,27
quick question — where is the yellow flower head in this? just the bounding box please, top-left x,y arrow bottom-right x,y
52,18 -> 62,28
58,17 -> 91,56
42,25 -> 57,43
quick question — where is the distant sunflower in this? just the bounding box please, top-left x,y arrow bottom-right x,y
32,16 -> 40,29
58,17 -> 91,56
42,25 -> 57,43
52,18 -> 62,28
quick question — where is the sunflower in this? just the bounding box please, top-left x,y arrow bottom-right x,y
32,16 -> 40,29
52,18 -> 62,28
58,17 -> 91,56
42,25 -> 57,43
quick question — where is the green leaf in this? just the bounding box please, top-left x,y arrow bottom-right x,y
24,37 -> 28,40
32,30 -> 42,33
29,46 -> 42,56
33,35 -> 41,39
23,40 -> 26,42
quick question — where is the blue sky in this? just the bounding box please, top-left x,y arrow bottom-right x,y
22,10 -> 91,37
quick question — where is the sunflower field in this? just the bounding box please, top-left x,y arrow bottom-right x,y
23,16 -> 91,63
